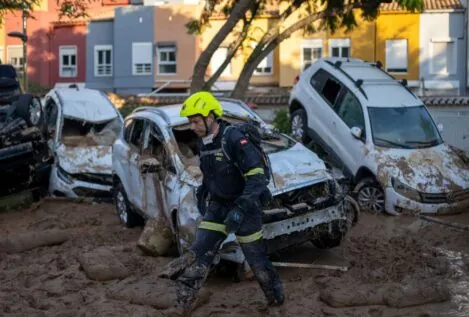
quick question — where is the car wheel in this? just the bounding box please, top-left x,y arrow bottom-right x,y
311,220 -> 346,249
290,108 -> 310,144
15,94 -> 43,128
355,177 -> 385,214
114,181 -> 144,228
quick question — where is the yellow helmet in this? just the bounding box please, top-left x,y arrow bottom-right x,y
180,91 -> 223,118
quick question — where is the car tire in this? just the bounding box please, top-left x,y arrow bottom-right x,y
311,220 -> 346,249
114,181 -> 144,228
354,177 -> 385,214
15,94 -> 44,128
290,108 -> 310,144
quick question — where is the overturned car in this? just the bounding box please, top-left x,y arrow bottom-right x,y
0,64 -> 53,199
112,98 -> 358,264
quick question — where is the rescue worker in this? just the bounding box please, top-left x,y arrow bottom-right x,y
159,91 -> 284,315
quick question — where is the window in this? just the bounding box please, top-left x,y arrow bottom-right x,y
211,47 -> 231,77
0,46 -> 4,64
336,90 -> 365,138
157,44 -> 177,75
7,46 -> 24,73
94,45 -> 113,77
385,39 -> 408,73
430,39 -> 457,75
132,42 -> 152,75
329,39 -> 350,58
129,119 -> 145,148
59,46 -> 77,77
254,51 -> 273,75
301,39 -> 322,70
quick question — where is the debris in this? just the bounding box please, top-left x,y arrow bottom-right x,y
78,247 -> 130,281
272,261 -> 349,272
0,229 -> 70,253
420,215 -> 469,232
137,219 -> 173,256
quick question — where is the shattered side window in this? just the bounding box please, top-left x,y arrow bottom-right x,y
45,100 -> 58,135
129,119 -> 145,149
124,119 -> 133,142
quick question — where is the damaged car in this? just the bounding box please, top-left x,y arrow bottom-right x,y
289,57 -> 469,215
43,87 -> 123,199
0,64 -> 53,200
112,98 -> 358,265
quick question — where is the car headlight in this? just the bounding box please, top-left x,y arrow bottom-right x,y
391,177 -> 421,202
57,165 -> 74,184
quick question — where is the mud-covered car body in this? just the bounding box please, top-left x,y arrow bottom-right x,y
289,57 -> 469,215
113,98 -> 356,263
0,65 -> 53,198
44,88 -> 123,198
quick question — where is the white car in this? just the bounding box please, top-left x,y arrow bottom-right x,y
43,87 -> 123,199
112,98 -> 358,264
289,57 -> 469,215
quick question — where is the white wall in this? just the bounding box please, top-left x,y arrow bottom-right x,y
420,11 -> 465,89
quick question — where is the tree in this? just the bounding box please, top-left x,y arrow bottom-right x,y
187,0 -> 424,98
0,0 -> 98,22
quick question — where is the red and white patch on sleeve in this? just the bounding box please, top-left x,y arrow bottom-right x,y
240,138 -> 248,145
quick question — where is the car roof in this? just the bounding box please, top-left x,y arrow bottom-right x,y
133,98 -> 261,127
315,58 -> 422,108
54,88 -> 119,123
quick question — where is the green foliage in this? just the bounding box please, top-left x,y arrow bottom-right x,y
271,109 -> 291,135
0,0 -> 99,22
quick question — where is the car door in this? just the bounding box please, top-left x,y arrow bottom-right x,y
308,69 -> 347,167
304,68 -> 338,148
139,122 -> 168,219
329,88 -> 367,176
125,118 -> 146,209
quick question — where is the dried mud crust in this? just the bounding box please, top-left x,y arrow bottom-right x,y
0,201 -> 469,317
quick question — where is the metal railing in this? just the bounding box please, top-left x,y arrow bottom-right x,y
138,79 -> 229,97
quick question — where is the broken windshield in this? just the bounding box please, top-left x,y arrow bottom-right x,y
61,117 -> 122,147
368,105 -> 443,149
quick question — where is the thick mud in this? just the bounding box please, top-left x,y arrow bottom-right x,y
1,199 -> 468,317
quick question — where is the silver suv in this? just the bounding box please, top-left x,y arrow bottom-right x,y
112,98 -> 357,265
289,57 -> 469,216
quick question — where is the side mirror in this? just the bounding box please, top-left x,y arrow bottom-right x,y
350,127 -> 363,140
437,123 -> 443,133
139,157 -> 163,176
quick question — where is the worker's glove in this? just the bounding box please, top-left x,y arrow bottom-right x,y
224,207 -> 244,234
196,185 -> 208,216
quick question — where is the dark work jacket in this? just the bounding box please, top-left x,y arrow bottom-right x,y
198,120 -> 269,211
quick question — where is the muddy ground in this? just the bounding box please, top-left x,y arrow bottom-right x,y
1,199 -> 469,317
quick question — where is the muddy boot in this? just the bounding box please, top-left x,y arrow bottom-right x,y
164,281 -> 199,317
159,250 -> 197,280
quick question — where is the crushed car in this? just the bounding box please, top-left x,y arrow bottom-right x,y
43,87 -> 123,199
0,64 -> 53,200
289,57 -> 469,216
112,97 -> 358,266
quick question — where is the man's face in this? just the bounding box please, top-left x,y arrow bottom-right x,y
188,115 -> 213,137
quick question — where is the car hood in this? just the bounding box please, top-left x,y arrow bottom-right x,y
268,143 -> 331,195
179,142 -> 332,195
373,143 -> 469,193
56,144 -> 113,175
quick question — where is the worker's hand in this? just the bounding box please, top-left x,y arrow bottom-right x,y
196,185 -> 208,216
224,207 -> 244,234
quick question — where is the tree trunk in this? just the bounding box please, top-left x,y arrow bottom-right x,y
202,12 -> 256,91
231,5 -> 357,99
189,0 -> 255,93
